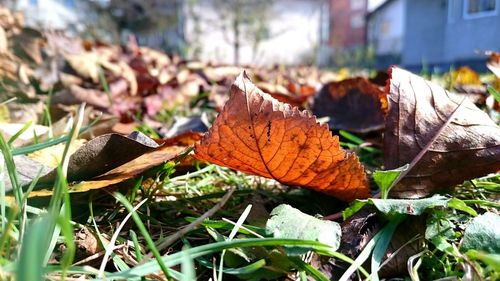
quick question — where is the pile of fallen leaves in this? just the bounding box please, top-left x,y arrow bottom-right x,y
0,5 -> 499,281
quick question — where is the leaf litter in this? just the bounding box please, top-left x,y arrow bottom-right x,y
0,5 -> 498,280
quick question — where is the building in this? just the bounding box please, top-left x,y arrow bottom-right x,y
7,0 -> 117,42
10,0 -> 84,30
330,0 -> 368,49
316,0 -> 370,67
367,0 -> 500,71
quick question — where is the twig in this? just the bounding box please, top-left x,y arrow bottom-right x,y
322,212 -> 342,221
142,186 -> 236,261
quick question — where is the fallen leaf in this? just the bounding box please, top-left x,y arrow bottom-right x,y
160,131 -> 203,147
39,132 -> 160,184
312,77 -> 387,133
487,51 -> 500,78
462,212 -> 500,254
11,27 -> 44,64
266,204 -> 341,254
343,195 -> 450,218
384,67 -> 500,198
369,71 -> 390,87
258,81 -> 310,108
163,114 -> 209,139
28,139 -> 86,168
378,217 -> 425,278
195,72 -> 369,202
0,123 -> 49,146
0,26 -> 7,54
448,66 -> 482,87
52,85 -> 110,108
28,144 -> 186,197
2,154 -> 52,192
64,52 -> 100,83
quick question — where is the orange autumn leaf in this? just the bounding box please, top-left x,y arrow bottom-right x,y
195,72 -> 369,202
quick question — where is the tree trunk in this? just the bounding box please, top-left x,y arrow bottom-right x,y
233,17 -> 240,65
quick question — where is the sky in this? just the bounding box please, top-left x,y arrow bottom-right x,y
368,0 -> 386,11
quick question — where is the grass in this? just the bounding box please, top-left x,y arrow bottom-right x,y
0,117 -> 498,281
0,75 -> 499,281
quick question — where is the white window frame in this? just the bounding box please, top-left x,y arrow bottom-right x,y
463,0 -> 499,19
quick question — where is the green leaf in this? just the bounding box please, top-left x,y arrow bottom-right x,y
448,198 -> 477,216
373,164 -> 409,199
431,236 -> 454,252
462,212 -> 500,254
466,250 -> 500,271
344,195 -> 449,219
266,204 -> 341,254
425,218 -> 455,241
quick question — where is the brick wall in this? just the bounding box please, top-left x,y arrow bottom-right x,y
330,0 -> 367,48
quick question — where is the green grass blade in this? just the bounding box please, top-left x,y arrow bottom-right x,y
0,207 -> 19,256
98,198 -> 148,277
0,160 -> 4,231
338,219 -> 402,281
0,133 -> 25,243
130,229 -> 143,262
289,256 -> 329,281
17,215 -> 54,281
12,112 -> 101,156
370,216 -> 404,281
339,130 -> 364,145
114,193 -> 172,279
7,121 -> 33,145
89,198 -> 130,272
218,204 -> 252,281
181,246 -> 196,281
0,134 -> 21,204
196,258 -> 266,275
487,85 -> 500,103
102,238 -> 337,280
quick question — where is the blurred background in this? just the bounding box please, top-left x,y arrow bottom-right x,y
1,0 -> 499,72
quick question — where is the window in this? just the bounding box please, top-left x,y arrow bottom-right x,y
350,14 -> 365,28
464,0 -> 498,18
350,0 -> 365,10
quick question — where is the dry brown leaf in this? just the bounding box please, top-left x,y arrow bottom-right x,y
52,84 -> 110,108
29,145 -> 186,197
385,67 -> 500,198
487,51 -> 500,78
449,66 -> 482,87
64,52 -> 100,83
28,139 -> 86,168
313,77 -> 387,133
0,26 -> 7,54
195,72 -> 369,202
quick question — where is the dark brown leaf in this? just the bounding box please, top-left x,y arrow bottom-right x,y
385,67 -> 500,198
312,77 -> 387,133
39,132 -> 160,184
